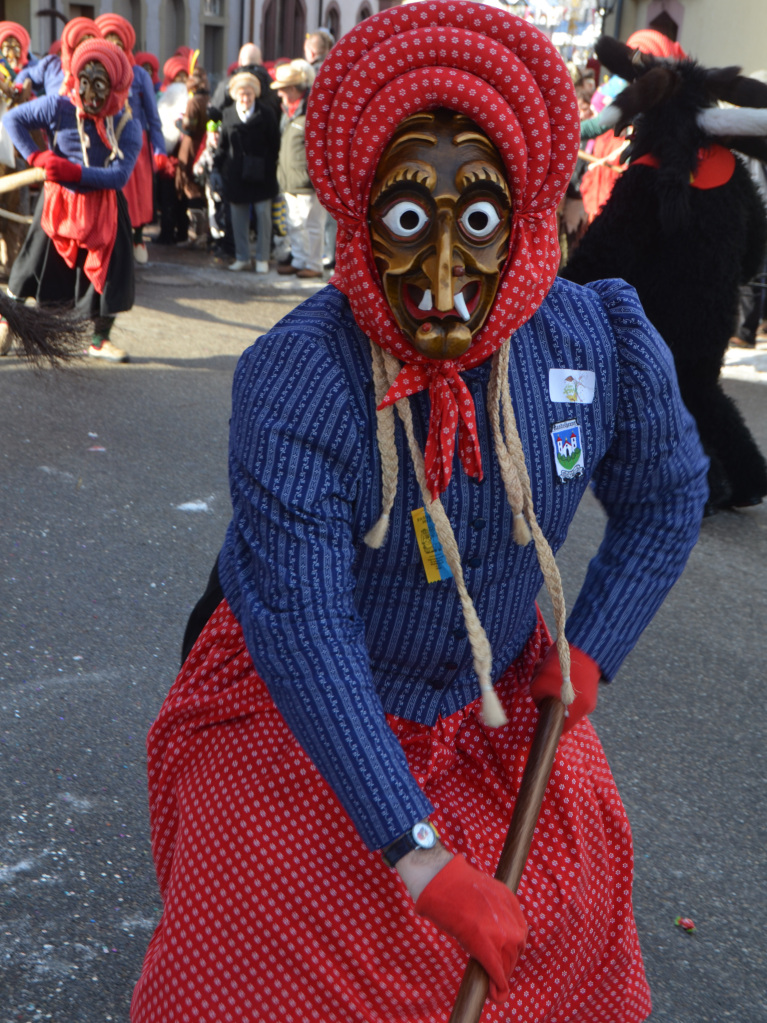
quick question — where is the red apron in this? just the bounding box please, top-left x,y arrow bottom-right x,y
131,601 -> 651,1023
122,132 -> 154,227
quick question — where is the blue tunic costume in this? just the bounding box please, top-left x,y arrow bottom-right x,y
4,91 -> 142,189
217,278 -> 708,849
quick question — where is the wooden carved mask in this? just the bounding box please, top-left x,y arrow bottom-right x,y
78,61 -> 112,117
369,108 -> 511,361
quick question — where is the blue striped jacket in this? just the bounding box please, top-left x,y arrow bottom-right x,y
218,278 -> 708,849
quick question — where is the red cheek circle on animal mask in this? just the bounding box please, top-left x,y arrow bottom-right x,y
305,1 -> 578,496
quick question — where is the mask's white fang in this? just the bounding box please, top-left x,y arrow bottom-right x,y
417,288 -> 433,311
454,288 -> 471,322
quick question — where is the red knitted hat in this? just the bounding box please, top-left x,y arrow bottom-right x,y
163,54 -> 188,87
626,28 -> 687,61
70,38 -> 133,119
306,0 -> 579,497
0,21 -> 30,65
95,13 -> 136,64
135,50 -> 159,84
61,17 -> 102,75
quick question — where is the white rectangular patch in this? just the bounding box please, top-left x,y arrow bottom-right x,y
549,368 -> 595,404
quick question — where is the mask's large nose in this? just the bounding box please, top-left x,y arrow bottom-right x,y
428,209 -> 457,313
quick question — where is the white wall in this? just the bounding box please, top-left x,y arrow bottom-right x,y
626,0 -> 767,75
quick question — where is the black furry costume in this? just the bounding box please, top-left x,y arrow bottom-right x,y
562,39 -> 767,511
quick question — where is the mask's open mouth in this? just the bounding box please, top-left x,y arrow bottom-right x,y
403,280 -> 481,323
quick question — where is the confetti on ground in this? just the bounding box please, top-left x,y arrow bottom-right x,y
675,916 -> 696,933
88,446 -> 106,452
176,499 -> 211,512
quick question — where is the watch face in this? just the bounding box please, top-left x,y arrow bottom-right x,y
412,821 -> 437,850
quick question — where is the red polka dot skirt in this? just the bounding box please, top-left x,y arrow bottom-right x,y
131,601 -> 651,1023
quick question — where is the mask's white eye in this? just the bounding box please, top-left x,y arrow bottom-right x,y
459,201 -> 502,240
381,200 -> 429,238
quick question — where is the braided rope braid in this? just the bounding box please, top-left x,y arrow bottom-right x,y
488,348 -> 533,547
75,111 -> 91,167
371,345 -> 507,727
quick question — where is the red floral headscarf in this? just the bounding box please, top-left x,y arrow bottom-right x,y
70,38 -> 133,120
0,21 -> 30,67
306,0 -> 578,497
94,13 -> 136,64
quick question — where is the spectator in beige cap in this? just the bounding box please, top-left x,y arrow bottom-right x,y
271,60 -> 326,278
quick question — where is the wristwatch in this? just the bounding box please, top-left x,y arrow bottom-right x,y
381,819 -> 439,867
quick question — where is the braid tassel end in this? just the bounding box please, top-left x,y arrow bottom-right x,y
513,511 -> 532,546
364,512 -> 390,549
481,684 -> 508,727
560,674 -> 575,706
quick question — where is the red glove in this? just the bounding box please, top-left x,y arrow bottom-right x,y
28,150 -> 82,184
415,855 -> 527,1004
44,156 -> 82,184
530,644 -> 601,733
154,152 -> 171,175
28,149 -> 55,169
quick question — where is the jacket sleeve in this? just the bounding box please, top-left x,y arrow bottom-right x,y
565,279 -> 709,679
223,330 -> 433,851
15,55 -> 49,91
135,65 -> 166,156
2,93 -> 58,158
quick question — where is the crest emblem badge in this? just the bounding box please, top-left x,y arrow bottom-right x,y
550,418 -> 585,482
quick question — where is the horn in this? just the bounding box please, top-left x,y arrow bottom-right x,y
697,107 -> 767,136
706,68 -> 767,108
608,65 -> 680,132
595,35 -> 653,82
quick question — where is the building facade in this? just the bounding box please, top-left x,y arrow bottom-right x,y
3,0 -> 765,82
604,0 -> 767,76
3,0 -> 243,77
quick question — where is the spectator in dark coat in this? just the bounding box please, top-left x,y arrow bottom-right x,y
214,71 -> 280,272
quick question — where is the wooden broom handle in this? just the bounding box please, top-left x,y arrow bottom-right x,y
448,696 -> 566,1023
0,166 -> 45,195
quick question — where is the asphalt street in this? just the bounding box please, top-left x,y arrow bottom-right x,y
1,243 -> 765,1023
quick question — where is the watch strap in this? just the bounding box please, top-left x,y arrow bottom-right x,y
381,820 -> 439,868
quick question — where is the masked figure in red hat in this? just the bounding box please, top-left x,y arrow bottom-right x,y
13,17 -> 99,99
135,52 -> 160,94
132,5 -> 707,1021
0,20 -> 29,76
95,13 -> 167,265
2,38 -> 142,362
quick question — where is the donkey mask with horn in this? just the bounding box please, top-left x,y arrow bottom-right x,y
562,36 -> 767,513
